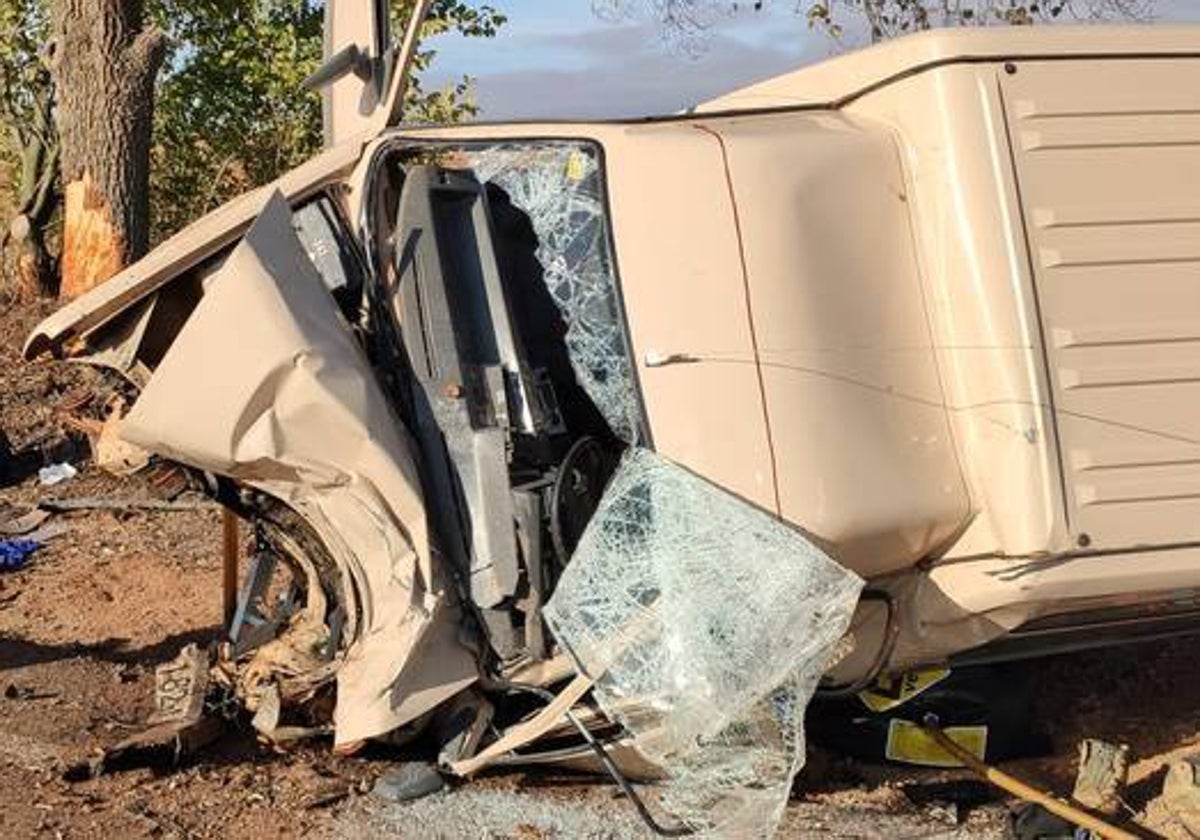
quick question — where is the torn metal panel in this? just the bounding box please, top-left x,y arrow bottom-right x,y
465,143 -> 641,443
68,296 -> 155,379
545,448 -> 863,837
449,673 -> 595,778
120,192 -> 477,747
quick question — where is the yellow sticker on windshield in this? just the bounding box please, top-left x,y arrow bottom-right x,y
885,720 -> 988,768
858,667 -> 951,713
565,150 -> 587,182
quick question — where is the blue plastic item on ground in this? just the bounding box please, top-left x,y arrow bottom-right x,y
0,539 -> 41,571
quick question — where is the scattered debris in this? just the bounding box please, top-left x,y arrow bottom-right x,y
1157,757 -> 1200,836
88,398 -> 152,477
371,763 -> 446,804
4,683 -> 59,701
65,644 -> 222,781
0,504 -> 73,565
302,785 -> 354,811
23,522 -> 72,542
1072,739 -> 1130,817
39,496 -> 214,513
0,503 -> 49,535
0,538 -> 41,571
144,461 -> 192,500
920,715 -> 1139,840
37,461 -> 77,487
1007,802 -> 1080,840
901,779 -> 998,825
150,644 -> 210,726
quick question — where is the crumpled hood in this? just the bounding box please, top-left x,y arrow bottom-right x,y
120,192 -> 476,745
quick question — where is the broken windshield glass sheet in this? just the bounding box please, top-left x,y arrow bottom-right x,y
120,193 -> 477,748
464,143 -> 641,443
544,448 -> 864,837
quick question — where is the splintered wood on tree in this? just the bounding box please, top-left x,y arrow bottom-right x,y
60,173 -> 126,298
51,0 -> 165,299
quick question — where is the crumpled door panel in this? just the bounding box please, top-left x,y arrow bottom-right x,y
121,191 -> 476,746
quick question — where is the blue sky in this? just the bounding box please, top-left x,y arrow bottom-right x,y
421,0 -> 1200,120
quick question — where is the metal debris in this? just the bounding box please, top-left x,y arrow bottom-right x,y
39,497 -> 214,513
0,505 -> 50,536
65,644 -> 222,781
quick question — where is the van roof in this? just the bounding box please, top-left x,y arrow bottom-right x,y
698,25 -> 1200,113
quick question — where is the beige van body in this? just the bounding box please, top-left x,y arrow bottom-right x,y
27,25 -> 1200,695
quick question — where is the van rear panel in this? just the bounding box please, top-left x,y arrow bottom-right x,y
1002,58 -> 1200,550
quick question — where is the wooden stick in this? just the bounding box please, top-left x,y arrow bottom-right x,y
41,497 -> 215,513
222,509 -> 240,629
920,719 -> 1140,840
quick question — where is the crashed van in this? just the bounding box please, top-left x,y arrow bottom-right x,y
25,3 -> 1200,832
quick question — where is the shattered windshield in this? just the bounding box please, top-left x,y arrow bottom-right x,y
546,447 -> 864,836
463,142 -> 642,443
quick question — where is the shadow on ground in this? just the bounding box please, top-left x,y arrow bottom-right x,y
0,626 -> 221,671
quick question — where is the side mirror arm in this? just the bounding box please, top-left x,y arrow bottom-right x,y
302,43 -> 373,92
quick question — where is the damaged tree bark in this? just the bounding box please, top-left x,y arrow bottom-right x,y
50,0 -> 165,299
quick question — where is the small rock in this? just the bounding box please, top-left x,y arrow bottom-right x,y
1073,739 -> 1129,816
925,801 -> 960,826
1154,757 -> 1200,835
371,762 -> 446,803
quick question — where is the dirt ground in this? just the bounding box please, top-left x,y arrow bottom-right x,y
2,293 -> 1198,839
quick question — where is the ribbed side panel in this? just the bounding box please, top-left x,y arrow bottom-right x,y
1004,58 -> 1200,547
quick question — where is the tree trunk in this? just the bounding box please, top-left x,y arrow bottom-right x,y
9,214 -> 55,301
50,0 -> 165,299
5,82 -> 60,300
